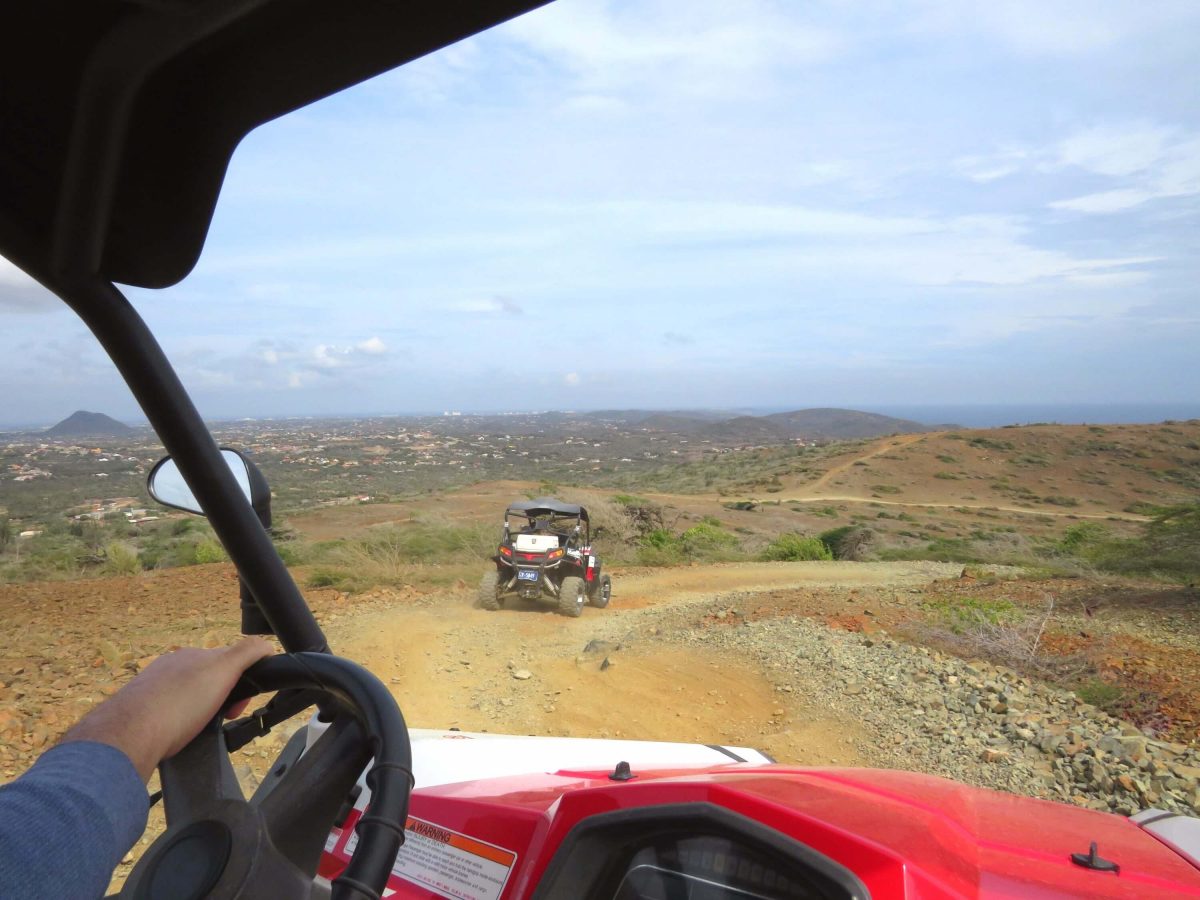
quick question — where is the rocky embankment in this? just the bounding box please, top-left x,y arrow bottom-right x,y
619,593 -> 1200,818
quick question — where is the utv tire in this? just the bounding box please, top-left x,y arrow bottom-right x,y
590,574 -> 612,609
558,576 -> 586,618
478,569 -> 502,611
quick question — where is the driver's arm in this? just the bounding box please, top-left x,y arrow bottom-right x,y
0,638 -> 272,900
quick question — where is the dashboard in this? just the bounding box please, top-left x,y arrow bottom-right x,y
533,803 -> 867,900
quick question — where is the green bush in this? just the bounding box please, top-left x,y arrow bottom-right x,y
641,528 -> 678,550
273,540 -> 311,566
636,528 -> 684,566
193,538 -> 228,564
100,541 -> 142,576
306,568 -> 362,591
679,522 -> 741,559
1076,679 -> 1125,711
1041,495 -> 1079,507
1057,523 -> 1109,553
20,532 -> 89,578
925,595 -> 1018,634
969,437 -> 1014,451
1041,503 -> 1200,581
759,533 -> 833,562
611,494 -> 650,507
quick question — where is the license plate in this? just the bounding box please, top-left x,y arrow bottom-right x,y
517,570 -> 539,582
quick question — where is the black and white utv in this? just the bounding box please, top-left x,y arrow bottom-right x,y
477,498 -> 612,617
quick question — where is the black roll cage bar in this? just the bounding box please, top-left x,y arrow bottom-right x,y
503,502 -> 590,546
50,274 -> 330,654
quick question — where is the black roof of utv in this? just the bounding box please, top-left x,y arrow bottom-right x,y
507,498 -> 588,520
0,0 -> 549,292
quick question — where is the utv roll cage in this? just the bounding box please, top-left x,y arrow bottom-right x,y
503,498 -> 590,545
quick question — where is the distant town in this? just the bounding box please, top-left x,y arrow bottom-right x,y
2,408 -> 915,530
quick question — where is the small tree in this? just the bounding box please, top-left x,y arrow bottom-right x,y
0,515 -> 11,553
1142,503 -> 1200,578
760,533 -> 833,562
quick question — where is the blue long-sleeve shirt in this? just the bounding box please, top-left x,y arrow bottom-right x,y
0,741 -> 149,899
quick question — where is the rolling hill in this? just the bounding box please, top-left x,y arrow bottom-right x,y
763,408 -> 930,439
632,407 -> 935,442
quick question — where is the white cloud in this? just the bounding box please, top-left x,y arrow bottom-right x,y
505,0 -> 842,98
554,200 -> 1155,288
1049,189 -> 1156,214
907,1 -> 1199,57
262,348 -> 279,364
313,344 -> 343,369
357,336 -> 387,354
451,296 -> 524,316
963,123 -> 1200,215
1054,124 -> 1173,177
563,372 -> 580,387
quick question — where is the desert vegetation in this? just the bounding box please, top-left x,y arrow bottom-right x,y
2,419 -> 1197,589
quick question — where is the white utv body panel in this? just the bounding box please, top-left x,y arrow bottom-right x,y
304,722 -> 772,802
513,533 -> 559,552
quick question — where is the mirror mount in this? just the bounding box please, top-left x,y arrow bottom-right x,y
148,448 -> 279,637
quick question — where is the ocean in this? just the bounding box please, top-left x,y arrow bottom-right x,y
863,403 -> 1200,429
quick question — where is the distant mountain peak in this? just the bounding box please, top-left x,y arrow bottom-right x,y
44,410 -> 134,437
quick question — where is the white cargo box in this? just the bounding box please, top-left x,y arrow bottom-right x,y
514,533 -> 559,551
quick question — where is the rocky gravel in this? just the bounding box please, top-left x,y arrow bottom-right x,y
593,591 -> 1200,818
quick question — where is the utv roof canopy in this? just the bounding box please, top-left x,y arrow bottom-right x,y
507,499 -> 588,520
0,0 -> 549,292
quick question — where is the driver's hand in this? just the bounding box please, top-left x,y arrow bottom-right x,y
61,638 -> 274,782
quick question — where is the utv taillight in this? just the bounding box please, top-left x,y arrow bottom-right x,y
548,548 -> 564,559
499,545 -> 512,557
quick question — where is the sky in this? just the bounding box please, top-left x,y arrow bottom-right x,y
2,0 -> 1200,426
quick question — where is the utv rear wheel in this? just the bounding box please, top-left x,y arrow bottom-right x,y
590,574 -> 612,608
478,569 -> 502,610
558,576 -> 586,617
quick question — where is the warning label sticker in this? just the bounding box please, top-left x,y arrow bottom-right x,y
344,816 -> 517,900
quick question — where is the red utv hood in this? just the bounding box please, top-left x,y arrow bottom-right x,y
318,732 -> 1200,898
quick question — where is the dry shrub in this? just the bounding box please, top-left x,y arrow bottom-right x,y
917,594 -> 1087,679
554,489 -> 640,547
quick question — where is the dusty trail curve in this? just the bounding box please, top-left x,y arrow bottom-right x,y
325,561 -> 963,767
802,433 -> 931,493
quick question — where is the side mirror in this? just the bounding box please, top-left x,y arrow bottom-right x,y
148,448 -> 272,527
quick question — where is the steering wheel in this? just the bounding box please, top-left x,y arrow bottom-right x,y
120,653 -> 412,900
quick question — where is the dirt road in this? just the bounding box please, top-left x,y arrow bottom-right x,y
802,433 -> 930,493
324,561 -> 960,766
